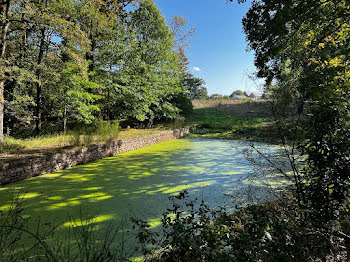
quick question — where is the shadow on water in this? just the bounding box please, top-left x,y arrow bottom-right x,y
0,138 -> 289,255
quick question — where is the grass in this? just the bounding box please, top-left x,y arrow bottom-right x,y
0,128 -> 168,155
192,98 -> 253,108
186,99 -> 279,143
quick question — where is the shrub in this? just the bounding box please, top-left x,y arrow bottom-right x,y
96,120 -> 120,141
172,116 -> 185,129
70,123 -> 95,147
133,191 -> 349,262
231,90 -> 244,96
69,120 -> 120,147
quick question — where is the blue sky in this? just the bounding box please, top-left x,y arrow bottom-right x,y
154,0 -> 263,96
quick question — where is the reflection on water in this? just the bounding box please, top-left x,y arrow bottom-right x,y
0,138 -> 289,232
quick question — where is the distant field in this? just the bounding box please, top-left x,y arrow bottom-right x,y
192,99 -> 272,117
187,99 -> 279,143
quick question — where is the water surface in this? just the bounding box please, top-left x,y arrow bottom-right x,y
0,138 -> 286,229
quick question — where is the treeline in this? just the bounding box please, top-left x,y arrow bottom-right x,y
0,0 -> 197,140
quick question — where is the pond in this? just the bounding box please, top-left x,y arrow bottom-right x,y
0,138 -> 289,251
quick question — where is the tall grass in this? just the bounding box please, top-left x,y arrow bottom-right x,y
192,98 -> 253,108
0,121 -> 169,154
0,121 -> 120,153
0,135 -> 74,153
97,120 -> 120,141
0,139 -> 25,153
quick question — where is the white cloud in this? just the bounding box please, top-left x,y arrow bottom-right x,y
193,67 -> 201,72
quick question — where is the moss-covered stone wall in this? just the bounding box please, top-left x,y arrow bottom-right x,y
0,128 -> 189,185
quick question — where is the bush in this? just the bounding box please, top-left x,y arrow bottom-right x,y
172,116 -> 185,129
96,120 -> 120,141
69,120 -> 120,147
70,123 -> 95,147
133,191 -> 349,262
231,90 -> 244,96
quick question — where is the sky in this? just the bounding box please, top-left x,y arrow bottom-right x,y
154,0 -> 263,96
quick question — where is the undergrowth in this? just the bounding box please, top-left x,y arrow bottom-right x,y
1,190 -> 349,261
133,191 -> 350,262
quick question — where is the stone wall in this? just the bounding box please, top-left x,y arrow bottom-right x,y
0,127 -> 189,185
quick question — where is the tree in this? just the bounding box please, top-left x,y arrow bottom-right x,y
230,90 -> 244,96
183,73 -> 207,100
0,0 -> 10,140
240,0 -> 350,219
209,94 -> 223,100
170,16 -> 195,71
1,0 -> 92,137
98,0 -> 184,124
170,16 -> 196,51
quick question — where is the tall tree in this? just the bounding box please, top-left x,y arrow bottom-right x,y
0,0 -> 12,140
1,0 -> 92,137
108,0 -> 184,123
184,73 -> 207,100
170,15 -> 195,72
239,0 -> 350,218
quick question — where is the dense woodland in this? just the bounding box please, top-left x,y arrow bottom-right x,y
0,0 -> 209,140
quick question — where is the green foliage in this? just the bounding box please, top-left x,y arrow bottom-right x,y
133,191 -> 346,262
241,0 -> 350,219
96,120 -> 120,141
69,120 -> 120,146
172,116 -> 185,129
54,62 -> 101,125
170,93 -> 193,116
230,90 -> 244,96
0,139 -> 24,153
70,123 -> 95,147
183,73 -> 207,100
187,102 -> 275,142
117,0 -> 184,122
209,93 -> 223,100
1,0 -> 189,140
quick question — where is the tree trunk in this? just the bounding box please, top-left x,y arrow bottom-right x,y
20,12 -> 27,61
0,75 -> 4,141
0,0 -> 11,141
35,28 -> 46,136
85,22 -> 95,76
63,103 -> 67,135
86,39 -> 95,74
